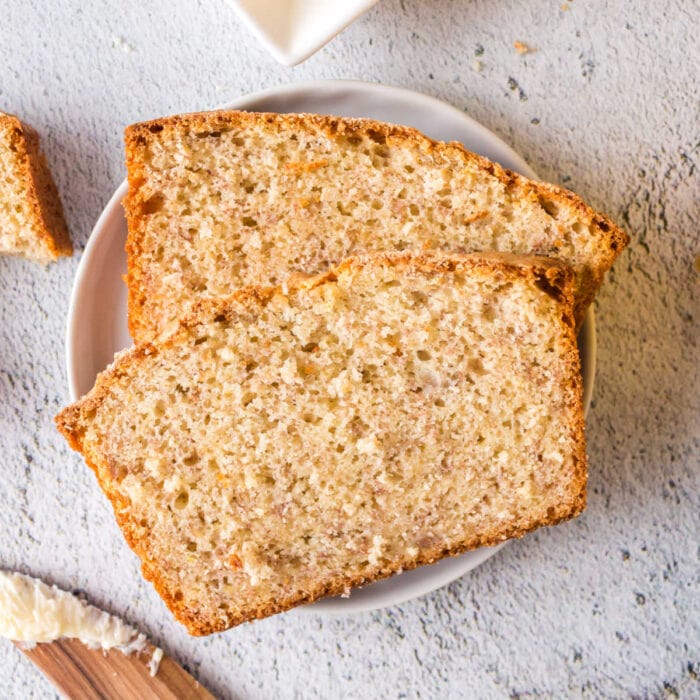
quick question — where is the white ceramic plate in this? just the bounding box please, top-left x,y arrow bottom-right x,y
67,80 -> 595,615
225,0 -> 380,66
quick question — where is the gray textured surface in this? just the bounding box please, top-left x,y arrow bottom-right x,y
1,0 -> 698,697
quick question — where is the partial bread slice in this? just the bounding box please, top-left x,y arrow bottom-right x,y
57,251 -> 586,635
124,110 -> 627,342
0,112 -> 72,263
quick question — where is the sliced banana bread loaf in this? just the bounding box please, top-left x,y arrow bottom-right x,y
57,252 -> 586,635
0,112 -> 72,263
124,110 -> 627,342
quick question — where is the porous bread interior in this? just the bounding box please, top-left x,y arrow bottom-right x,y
0,116 -> 61,263
62,254 -> 585,634
125,111 -> 626,341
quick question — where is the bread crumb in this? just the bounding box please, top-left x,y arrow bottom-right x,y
111,36 -> 135,53
560,3 -> 570,10
473,59 -> 483,72
514,41 -> 536,55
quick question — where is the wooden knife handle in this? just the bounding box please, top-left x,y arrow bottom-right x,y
15,638 -> 215,700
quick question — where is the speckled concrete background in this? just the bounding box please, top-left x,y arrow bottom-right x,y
1,0 -> 698,697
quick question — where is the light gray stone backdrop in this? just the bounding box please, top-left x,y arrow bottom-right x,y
0,0 -> 698,697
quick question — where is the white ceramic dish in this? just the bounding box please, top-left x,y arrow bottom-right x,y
66,80 -> 595,615
226,0 -> 380,66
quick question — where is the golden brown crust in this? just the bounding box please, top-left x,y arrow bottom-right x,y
56,251 -> 586,636
532,180 -> 628,320
123,109 -> 628,340
0,112 -> 72,262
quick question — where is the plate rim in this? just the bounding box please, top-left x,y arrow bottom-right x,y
65,79 -> 596,615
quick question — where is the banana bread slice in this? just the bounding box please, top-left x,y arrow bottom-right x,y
124,109 -> 627,342
56,251 -> 586,635
0,112 -> 72,263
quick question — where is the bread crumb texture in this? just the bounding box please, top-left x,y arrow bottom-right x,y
0,112 -> 71,263
124,110 -> 627,342
57,252 -> 586,635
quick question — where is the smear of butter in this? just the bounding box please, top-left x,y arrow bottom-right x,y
0,570 -> 162,676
